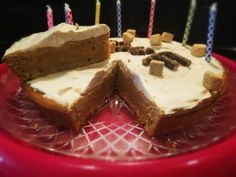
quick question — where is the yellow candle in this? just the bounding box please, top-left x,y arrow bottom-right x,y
95,0 -> 101,24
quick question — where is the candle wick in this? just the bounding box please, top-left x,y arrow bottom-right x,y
46,5 -> 52,11
64,3 -> 70,10
191,0 -> 196,7
211,2 -> 218,11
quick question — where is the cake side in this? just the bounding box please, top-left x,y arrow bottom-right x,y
2,23 -> 110,82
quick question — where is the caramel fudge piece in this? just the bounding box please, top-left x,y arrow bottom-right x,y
149,60 -> 164,76
161,32 -> 174,43
203,71 -> 223,92
126,29 -> 136,37
122,32 -> 135,44
109,41 -> 116,53
150,34 -> 162,46
191,44 -> 207,57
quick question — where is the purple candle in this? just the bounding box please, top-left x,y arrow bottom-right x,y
116,0 -> 122,37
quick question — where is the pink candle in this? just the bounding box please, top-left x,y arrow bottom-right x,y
46,5 -> 53,29
147,0 -> 156,38
64,3 -> 74,25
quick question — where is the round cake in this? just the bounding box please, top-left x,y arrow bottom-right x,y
2,23 -> 227,136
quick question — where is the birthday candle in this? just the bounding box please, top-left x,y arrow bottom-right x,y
116,0 -> 122,37
182,0 -> 197,46
64,3 -> 74,25
147,0 -> 156,38
46,5 -> 54,29
206,3 -> 218,62
95,0 -> 101,24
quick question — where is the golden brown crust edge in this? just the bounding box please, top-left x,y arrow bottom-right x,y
3,33 -> 110,82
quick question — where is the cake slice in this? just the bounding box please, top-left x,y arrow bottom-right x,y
23,61 -> 117,130
3,23 -> 110,82
2,23 -> 113,131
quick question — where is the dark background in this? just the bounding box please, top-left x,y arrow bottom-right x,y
0,0 -> 236,61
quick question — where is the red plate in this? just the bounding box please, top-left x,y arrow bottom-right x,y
0,53 -> 236,177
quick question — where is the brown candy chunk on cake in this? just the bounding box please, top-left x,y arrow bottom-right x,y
126,29 -> 136,37
161,32 -> 174,43
150,34 -> 162,46
109,41 -> 116,53
203,71 -> 224,92
142,56 -> 153,66
122,32 -> 135,44
145,47 -> 155,54
149,60 -> 164,76
191,44 -> 207,57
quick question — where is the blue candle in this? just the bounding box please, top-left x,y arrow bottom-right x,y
116,0 -> 122,37
206,3 -> 218,62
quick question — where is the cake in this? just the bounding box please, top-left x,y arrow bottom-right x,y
2,23 -> 227,136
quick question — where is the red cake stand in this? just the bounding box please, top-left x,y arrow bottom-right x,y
0,53 -> 236,177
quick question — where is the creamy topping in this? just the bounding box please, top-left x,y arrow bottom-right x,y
5,23 -> 110,56
29,61 -> 110,107
28,38 -> 224,114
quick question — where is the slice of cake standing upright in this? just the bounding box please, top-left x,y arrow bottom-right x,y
3,23 -> 110,82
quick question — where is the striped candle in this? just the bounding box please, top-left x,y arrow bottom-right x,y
95,0 -> 101,24
182,0 -> 197,46
206,3 -> 218,62
147,0 -> 156,38
64,3 -> 74,25
116,0 -> 122,37
46,5 -> 54,29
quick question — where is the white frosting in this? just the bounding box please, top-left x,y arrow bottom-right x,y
28,38 -> 224,114
29,60 -> 110,107
5,23 -> 110,56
